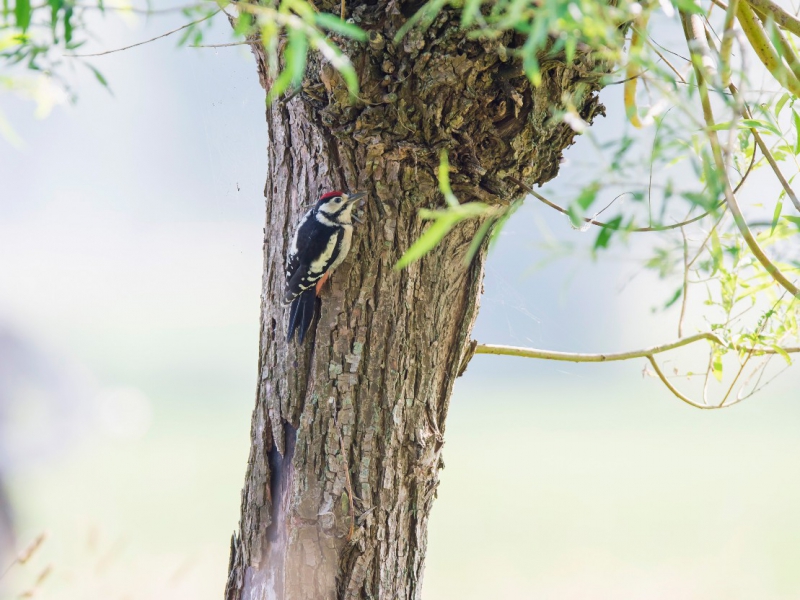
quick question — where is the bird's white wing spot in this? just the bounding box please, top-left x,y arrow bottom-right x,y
309,234 -> 338,275
290,211 -> 311,256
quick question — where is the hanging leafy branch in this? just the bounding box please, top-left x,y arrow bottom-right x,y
389,0 -> 800,407
0,0 -> 365,130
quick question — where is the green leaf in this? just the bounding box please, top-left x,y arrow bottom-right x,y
64,5 -> 73,43
565,35 -> 576,63
567,204 -> 583,228
770,200 -> 783,236
394,0 -> 447,43
740,119 -> 781,136
793,110 -> 800,154
267,28 -> 309,102
576,182 -> 599,210
286,28 -> 308,87
771,344 -> 793,365
593,216 -> 622,252
86,63 -> 110,89
438,150 -> 459,207
311,34 -> 360,99
783,215 -> 800,232
522,38 -> 541,86
463,216 -> 495,265
711,349 -> 723,381
460,0 -> 483,27
705,121 -> 733,131
267,67 -> 294,102
682,191 -> 715,210
664,287 -> 682,309
337,63 -> 359,99
233,11 -> 253,37
709,227 -> 723,274
489,199 -> 521,249
394,214 -> 459,269
314,13 -> 367,41
567,182 -> 600,227
776,92 -> 790,118
15,0 -> 32,31
47,0 -> 62,41
670,0 -> 705,14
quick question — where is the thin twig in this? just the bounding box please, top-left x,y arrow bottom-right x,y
509,176 -> 717,232
687,210 -> 729,270
647,106 -> 676,225
33,1 -> 208,13
191,40 -> 260,48
647,35 -> 691,65
509,125 -> 755,236
718,295 -> 787,406
741,102 -> 800,212
647,356 -> 718,409
65,9 -> 221,57
649,42 -> 688,83
1,533 -> 47,580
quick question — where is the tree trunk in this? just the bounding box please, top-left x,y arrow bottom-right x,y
225,6 -> 605,599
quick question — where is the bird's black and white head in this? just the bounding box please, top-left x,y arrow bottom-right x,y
314,190 -> 367,226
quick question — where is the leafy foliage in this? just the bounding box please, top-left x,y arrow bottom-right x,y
395,151 -> 516,269
0,0 -> 364,124
391,0 -> 800,405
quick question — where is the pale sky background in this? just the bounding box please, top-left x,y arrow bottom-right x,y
2,5 -> 800,599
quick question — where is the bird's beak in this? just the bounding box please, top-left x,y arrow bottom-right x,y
345,191 -> 367,204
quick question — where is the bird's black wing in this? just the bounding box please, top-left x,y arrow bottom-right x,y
284,217 -> 343,304
287,287 -> 317,343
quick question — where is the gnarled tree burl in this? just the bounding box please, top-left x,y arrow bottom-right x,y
225,5 -> 606,599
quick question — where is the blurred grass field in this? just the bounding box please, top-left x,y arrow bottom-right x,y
6,374 -> 800,599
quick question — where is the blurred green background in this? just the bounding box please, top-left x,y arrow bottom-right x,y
2,7 -> 800,600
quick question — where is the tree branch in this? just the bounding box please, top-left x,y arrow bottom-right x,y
720,0 -> 741,85
506,162 -> 754,233
191,40 -> 260,48
65,9 -> 221,57
745,109 -> 800,213
473,333 -> 799,363
647,356 -> 716,409
736,2 -> 800,96
472,334 -> 798,410
744,0 -> 800,38
682,10 -> 800,298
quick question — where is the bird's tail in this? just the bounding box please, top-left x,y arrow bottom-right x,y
287,288 -> 317,343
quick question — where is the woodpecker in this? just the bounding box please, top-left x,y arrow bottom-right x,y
284,190 -> 367,343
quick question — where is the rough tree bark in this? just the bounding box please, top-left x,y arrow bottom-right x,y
225,4 -> 606,599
